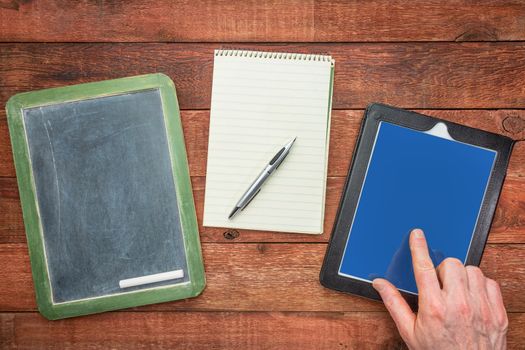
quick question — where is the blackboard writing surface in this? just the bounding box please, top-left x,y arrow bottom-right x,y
23,89 -> 189,302
7,74 -> 205,319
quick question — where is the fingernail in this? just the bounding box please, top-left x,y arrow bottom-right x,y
412,228 -> 424,238
372,279 -> 385,292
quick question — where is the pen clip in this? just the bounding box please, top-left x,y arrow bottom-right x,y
269,147 -> 286,166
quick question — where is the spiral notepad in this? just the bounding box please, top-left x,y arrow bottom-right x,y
203,50 -> 335,234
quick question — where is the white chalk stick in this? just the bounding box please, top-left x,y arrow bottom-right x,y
119,269 -> 184,289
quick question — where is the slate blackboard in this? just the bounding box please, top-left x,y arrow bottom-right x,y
24,89 -> 189,302
7,74 -> 205,319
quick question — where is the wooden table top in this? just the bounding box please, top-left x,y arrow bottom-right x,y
1,1 -> 524,349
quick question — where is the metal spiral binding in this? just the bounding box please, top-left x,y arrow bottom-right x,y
214,49 -> 333,63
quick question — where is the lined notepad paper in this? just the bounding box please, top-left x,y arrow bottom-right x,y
203,50 -> 334,234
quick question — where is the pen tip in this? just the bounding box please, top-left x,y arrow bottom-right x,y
228,207 -> 240,220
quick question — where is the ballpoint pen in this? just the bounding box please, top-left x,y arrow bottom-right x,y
228,137 -> 297,219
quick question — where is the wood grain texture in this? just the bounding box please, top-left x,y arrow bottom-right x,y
2,43 -> 525,109
4,312 -> 525,350
2,142 -> 523,245
1,173 -> 524,245
1,243 -> 524,313
1,0 -> 525,42
1,109 -> 524,178
186,109 -> 525,178
0,311 -> 402,350
1,2 -> 524,349
2,312 -> 524,349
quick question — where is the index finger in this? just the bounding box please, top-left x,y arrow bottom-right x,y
409,229 -> 441,302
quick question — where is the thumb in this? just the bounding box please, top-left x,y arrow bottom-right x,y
373,278 -> 416,341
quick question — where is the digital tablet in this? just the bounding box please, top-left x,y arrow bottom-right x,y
320,103 -> 513,307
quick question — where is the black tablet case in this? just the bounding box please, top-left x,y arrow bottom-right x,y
320,103 -> 514,307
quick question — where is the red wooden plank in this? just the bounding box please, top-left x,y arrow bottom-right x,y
2,43 -> 525,109
3,312 -> 525,350
1,173 -> 523,244
1,1 -> 524,42
1,139 -> 523,244
0,311 -> 401,349
0,243 -> 523,313
1,109 -> 524,178
3,311 -> 524,349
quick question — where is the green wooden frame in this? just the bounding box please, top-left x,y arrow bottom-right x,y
6,73 -> 206,320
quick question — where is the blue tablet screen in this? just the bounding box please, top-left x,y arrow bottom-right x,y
338,121 -> 496,294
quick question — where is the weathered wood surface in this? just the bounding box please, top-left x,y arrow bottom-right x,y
3,311 -> 524,349
1,173 -> 524,245
1,243 -> 524,313
2,108 -> 524,180
2,43 -> 525,110
1,109 -> 524,178
0,311 -> 401,349
2,140 -> 523,245
1,0 -> 525,43
1,311 -> 524,350
2,2 -> 525,348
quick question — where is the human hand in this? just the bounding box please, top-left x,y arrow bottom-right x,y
372,229 -> 508,350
